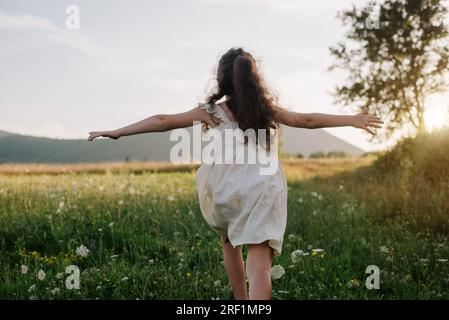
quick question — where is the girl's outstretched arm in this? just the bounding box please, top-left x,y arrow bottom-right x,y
274,107 -> 384,135
88,106 -> 219,141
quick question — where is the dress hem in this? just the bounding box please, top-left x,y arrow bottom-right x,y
222,235 -> 282,257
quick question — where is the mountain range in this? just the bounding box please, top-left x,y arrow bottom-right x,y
0,126 -> 364,163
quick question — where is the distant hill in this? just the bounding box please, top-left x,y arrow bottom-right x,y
280,126 -> 365,157
0,126 -> 364,163
0,130 -> 13,138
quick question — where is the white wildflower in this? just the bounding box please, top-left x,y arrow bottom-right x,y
347,279 -> 360,288
37,269 -> 46,281
28,284 -> 36,292
56,273 -> 64,280
379,246 -> 389,254
50,288 -> 60,295
287,234 -> 296,241
167,195 -> 175,202
20,265 -> 29,274
291,250 -> 309,263
76,245 -> 90,258
271,265 -> 285,280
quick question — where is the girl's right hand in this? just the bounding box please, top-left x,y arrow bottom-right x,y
88,130 -> 120,141
351,111 -> 383,135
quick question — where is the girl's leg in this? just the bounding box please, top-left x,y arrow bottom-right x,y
246,240 -> 274,300
221,236 -> 248,300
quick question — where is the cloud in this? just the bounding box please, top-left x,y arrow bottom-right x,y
0,9 -> 100,58
0,10 -> 57,31
0,9 -> 172,77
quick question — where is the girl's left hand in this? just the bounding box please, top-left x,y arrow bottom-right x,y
352,111 -> 384,135
88,130 -> 120,141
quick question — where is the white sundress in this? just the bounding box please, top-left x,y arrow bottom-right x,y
196,102 -> 288,256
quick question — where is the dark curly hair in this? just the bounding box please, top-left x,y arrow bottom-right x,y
204,47 -> 283,149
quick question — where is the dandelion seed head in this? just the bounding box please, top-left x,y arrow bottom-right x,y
76,245 -> 90,258
37,269 -> 46,281
20,265 -> 29,274
271,265 -> 285,280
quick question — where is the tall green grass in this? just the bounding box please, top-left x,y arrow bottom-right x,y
0,131 -> 448,299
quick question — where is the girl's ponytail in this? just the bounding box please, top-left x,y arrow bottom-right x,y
205,47 -> 281,149
232,53 -> 260,129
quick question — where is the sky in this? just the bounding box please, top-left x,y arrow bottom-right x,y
1,0 -> 445,152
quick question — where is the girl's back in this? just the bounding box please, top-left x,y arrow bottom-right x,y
196,100 -> 288,257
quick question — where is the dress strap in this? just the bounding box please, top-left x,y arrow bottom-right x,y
198,102 -> 230,122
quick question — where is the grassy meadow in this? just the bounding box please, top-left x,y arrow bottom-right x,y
1,130 -> 449,299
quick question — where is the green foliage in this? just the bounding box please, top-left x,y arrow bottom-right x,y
374,127 -> 449,177
309,151 -> 326,159
309,151 -> 350,158
330,0 -> 449,139
326,151 -> 351,158
0,154 -> 448,299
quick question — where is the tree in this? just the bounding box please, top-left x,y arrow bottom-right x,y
330,0 -> 449,140
326,151 -> 350,158
309,151 -> 326,159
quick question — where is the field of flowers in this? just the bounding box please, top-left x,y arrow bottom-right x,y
0,157 -> 448,299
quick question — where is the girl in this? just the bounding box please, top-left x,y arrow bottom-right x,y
88,47 -> 383,300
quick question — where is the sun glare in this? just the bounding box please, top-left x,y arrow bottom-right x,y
424,96 -> 449,131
